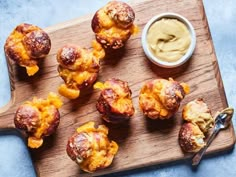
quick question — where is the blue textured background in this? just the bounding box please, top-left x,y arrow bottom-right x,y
0,129 -> 36,177
0,0 -> 236,176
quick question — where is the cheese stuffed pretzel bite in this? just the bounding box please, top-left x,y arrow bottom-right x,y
91,1 -> 137,50
178,98 -> 214,153
94,78 -> 135,123
4,23 -> 51,76
139,78 -> 190,119
57,40 -> 105,99
66,122 -> 118,173
14,92 -> 63,148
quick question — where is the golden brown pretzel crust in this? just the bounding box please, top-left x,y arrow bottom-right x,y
94,78 -> 135,123
66,122 -> 118,173
14,93 -> 62,148
4,23 -> 51,76
139,78 -> 189,119
182,98 -> 214,133
57,41 -> 105,99
179,123 -> 205,152
91,1 -> 136,49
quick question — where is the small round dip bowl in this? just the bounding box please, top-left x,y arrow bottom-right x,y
141,12 -> 196,68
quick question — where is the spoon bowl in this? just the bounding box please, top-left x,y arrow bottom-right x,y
216,107 -> 234,129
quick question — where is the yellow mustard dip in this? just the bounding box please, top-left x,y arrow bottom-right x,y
147,18 -> 191,62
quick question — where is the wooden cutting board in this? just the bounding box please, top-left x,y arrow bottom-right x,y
0,0 -> 235,176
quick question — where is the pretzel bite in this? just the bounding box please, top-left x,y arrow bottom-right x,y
179,122 -> 205,152
91,1 -> 137,49
4,23 -> 51,76
139,78 -> 190,119
66,121 -> 118,173
57,40 -> 105,99
14,93 -> 63,148
94,78 -> 135,123
183,98 -> 214,133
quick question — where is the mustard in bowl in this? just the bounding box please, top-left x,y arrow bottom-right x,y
141,13 -> 196,68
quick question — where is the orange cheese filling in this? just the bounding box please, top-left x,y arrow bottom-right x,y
139,78 -> 190,119
6,26 -> 40,76
140,81 -> 170,118
58,69 -> 95,99
94,81 -> 133,115
58,41 -> 104,99
27,92 -> 63,148
76,122 -> 118,173
26,65 -> 39,76
8,31 -> 30,62
97,9 -> 138,43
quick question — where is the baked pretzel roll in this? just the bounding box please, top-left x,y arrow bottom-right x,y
94,78 -> 135,123
4,23 -> 51,76
57,40 -> 105,99
139,78 -> 190,119
91,1 -> 137,49
179,122 -> 205,152
66,121 -> 118,173
182,98 -> 214,133
14,92 -> 62,148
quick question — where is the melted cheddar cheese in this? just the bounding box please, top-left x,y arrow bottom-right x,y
76,122 -> 118,173
26,65 -> 39,76
27,92 -> 62,148
94,79 -> 134,120
139,79 -> 170,118
95,8 -> 138,48
58,84 -> 80,100
5,25 -> 41,76
58,41 -> 104,99
139,78 -> 189,119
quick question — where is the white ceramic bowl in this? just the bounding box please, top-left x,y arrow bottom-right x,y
141,12 -> 196,68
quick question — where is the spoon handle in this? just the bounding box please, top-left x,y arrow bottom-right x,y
192,125 -> 221,166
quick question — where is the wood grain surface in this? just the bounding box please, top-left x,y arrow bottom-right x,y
0,0 -> 235,176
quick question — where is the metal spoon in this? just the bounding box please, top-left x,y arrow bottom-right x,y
192,107 -> 234,166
